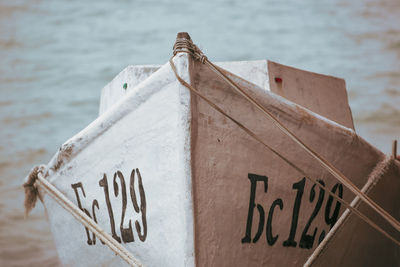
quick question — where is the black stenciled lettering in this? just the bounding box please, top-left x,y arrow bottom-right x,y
252,204 -> 265,243
91,199 -> 105,245
114,171 -> 134,243
130,168 -> 147,242
325,183 -> 343,229
283,177 -> 305,247
241,173 -> 268,244
99,173 -> 121,243
71,182 -> 93,245
266,198 -> 283,246
299,180 -> 325,249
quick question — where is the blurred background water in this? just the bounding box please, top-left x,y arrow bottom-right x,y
0,0 -> 399,266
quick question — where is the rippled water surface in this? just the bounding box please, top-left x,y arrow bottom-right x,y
0,0 -> 399,266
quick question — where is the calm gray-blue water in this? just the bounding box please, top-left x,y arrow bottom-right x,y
0,0 -> 399,266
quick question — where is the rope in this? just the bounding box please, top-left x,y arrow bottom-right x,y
24,166 -> 143,267
169,38 -> 400,246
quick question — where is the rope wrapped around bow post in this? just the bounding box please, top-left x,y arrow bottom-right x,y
173,32 -> 207,63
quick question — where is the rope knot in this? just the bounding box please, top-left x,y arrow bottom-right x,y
173,35 -> 207,64
23,165 -> 46,217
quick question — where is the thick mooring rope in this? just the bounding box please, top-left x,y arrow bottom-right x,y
170,35 -> 400,247
24,166 -> 143,267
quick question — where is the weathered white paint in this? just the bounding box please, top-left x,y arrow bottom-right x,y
216,60 -> 269,91
99,65 -> 160,116
41,53 -> 194,267
99,60 -> 269,116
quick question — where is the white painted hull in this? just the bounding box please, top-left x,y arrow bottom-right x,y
42,54 -> 195,267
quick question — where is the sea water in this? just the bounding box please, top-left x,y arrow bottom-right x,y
0,0 -> 399,266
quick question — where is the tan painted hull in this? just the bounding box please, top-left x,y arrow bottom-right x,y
187,57 -> 398,266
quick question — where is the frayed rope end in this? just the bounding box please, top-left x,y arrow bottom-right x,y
23,165 -> 45,218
